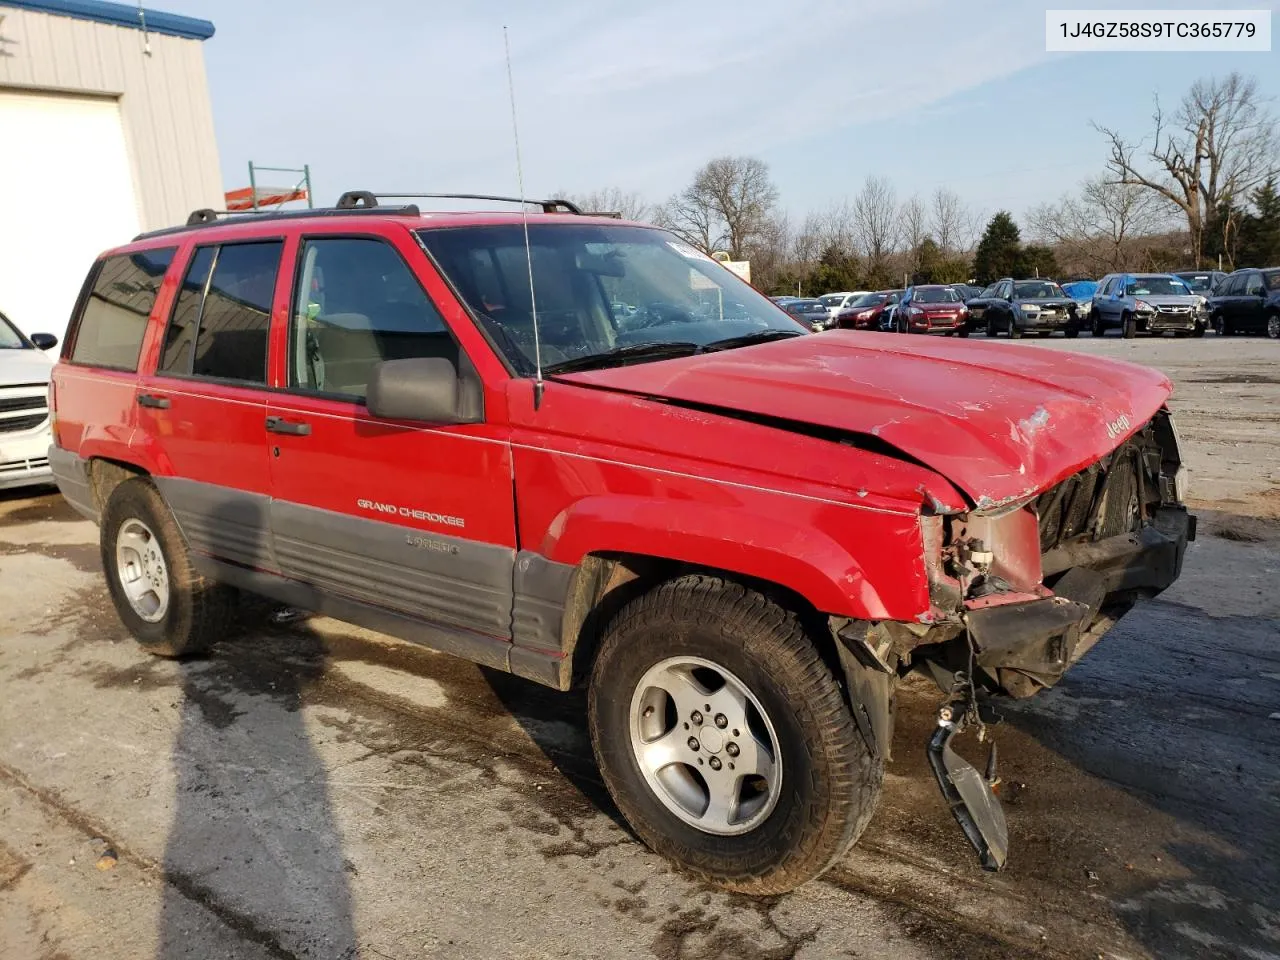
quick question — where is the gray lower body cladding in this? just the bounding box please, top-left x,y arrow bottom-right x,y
57,458 -> 577,688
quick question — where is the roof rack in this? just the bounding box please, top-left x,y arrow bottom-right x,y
335,191 -> 584,215
134,190 -> 597,243
133,202 -> 424,241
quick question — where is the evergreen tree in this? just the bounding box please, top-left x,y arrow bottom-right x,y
1239,177 -> 1280,266
973,212 -> 1023,283
1017,245 -> 1061,279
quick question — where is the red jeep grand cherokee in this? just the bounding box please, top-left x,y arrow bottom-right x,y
49,193 -> 1194,893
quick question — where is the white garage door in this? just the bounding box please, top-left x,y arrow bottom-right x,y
0,89 -> 142,341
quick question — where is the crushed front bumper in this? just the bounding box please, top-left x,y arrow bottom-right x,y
966,506 -> 1194,697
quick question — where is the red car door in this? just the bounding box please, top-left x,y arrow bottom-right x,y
264,228 -> 519,666
135,238 -> 285,569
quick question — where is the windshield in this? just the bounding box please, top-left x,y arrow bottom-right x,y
1175,274 -> 1213,293
1060,281 -> 1097,299
1125,276 -> 1190,296
850,293 -> 886,308
1013,281 -> 1065,299
0,313 -> 29,349
416,224 -> 803,373
818,294 -> 846,307
914,287 -> 960,304
786,300 -> 824,313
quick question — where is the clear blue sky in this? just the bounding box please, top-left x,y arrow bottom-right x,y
179,0 -> 1279,226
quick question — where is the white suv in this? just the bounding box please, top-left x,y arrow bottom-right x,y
0,310 -> 58,490
819,291 -> 871,322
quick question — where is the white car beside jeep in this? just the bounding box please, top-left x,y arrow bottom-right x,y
0,310 -> 59,491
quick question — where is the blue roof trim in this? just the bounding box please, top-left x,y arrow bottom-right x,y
1,0 -> 215,40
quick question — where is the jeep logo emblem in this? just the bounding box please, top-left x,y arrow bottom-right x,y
1105,414 -> 1132,439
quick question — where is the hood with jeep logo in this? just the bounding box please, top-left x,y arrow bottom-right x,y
556,331 -> 1171,510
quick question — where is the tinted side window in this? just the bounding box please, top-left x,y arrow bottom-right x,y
190,241 -> 282,383
289,237 -> 455,400
159,246 -> 215,375
70,248 -> 175,370
1220,274 -> 1242,296
1244,272 -> 1265,295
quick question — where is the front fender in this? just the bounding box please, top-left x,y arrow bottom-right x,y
540,494 -> 929,621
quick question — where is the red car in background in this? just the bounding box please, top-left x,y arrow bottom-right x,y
835,290 -> 901,329
895,285 -> 969,335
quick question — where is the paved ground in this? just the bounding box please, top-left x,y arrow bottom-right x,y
1,333 -> 1277,960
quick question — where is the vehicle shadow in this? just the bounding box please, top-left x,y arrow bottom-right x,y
156,498 -> 358,959
479,666 -> 632,836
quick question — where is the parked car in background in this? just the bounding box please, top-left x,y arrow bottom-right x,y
1173,270 -> 1227,297
967,279 -> 1081,338
1207,267 -> 1280,338
877,290 -> 905,330
1091,273 -> 1205,338
1059,280 -> 1098,321
0,309 -> 59,490
780,297 -> 832,331
949,284 -> 984,302
819,291 -> 871,322
894,285 -> 969,335
835,291 -> 896,330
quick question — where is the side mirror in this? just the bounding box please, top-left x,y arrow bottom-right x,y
366,356 -> 483,425
30,332 -> 58,350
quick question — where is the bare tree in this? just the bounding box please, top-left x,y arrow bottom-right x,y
557,187 -> 652,221
1097,72 -> 1279,266
657,156 -> 779,259
900,195 -> 929,269
1027,176 -> 1173,274
851,176 -> 899,279
931,187 -> 978,254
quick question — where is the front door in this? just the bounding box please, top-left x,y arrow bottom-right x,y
265,232 -> 518,663
1240,272 -> 1266,332
137,239 -> 284,569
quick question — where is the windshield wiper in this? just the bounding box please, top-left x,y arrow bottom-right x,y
543,341 -> 701,375
702,329 -> 806,352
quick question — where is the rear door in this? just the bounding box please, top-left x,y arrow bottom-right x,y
136,239 -> 284,569
264,229 -> 518,663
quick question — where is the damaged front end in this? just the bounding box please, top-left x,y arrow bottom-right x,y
838,409 -> 1195,871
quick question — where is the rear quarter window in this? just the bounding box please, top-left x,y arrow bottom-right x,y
70,248 -> 176,370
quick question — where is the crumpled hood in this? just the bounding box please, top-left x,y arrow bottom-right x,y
556,331 -> 1172,510
0,348 -> 54,385
1013,298 -> 1074,309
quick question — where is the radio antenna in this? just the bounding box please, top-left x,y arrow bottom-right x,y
503,26 -> 544,408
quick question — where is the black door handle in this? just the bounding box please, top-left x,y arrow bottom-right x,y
137,393 -> 170,409
265,416 -> 311,436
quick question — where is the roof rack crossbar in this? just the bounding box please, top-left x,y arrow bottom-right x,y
336,191 -> 584,215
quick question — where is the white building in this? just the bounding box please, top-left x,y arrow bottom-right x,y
0,0 -> 223,339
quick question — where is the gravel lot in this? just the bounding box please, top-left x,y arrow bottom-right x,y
1,333 -> 1277,960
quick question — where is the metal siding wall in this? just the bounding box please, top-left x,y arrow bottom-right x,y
0,6 -> 223,231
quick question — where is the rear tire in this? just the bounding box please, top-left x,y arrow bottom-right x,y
100,478 -> 235,657
1122,313 -> 1138,339
587,575 -> 883,895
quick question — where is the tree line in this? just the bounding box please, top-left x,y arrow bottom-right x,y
564,71 -> 1279,295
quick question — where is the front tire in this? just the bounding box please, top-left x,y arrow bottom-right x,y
588,576 -> 883,894
1008,319 -> 1023,339
1091,310 -> 1105,337
100,477 -> 234,657
1268,313 -> 1279,339
1064,325 -> 1080,339
1122,313 -> 1138,339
